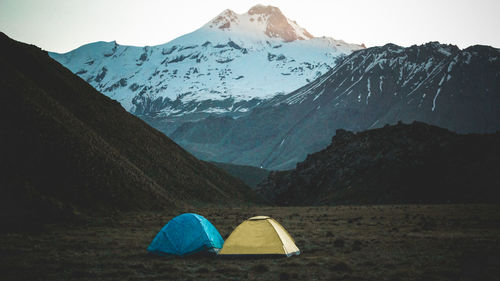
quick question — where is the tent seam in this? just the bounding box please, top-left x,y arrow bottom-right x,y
194,214 -> 215,248
265,219 -> 287,255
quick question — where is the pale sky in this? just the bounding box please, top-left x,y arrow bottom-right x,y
1,0 -> 499,53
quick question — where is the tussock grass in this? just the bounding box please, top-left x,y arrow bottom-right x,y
1,204 -> 500,280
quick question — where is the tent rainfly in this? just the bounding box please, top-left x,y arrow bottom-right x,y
147,213 -> 224,256
218,216 -> 300,257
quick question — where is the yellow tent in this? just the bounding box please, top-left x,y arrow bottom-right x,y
219,216 -> 300,256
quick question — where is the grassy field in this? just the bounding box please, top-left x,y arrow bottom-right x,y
1,204 -> 499,281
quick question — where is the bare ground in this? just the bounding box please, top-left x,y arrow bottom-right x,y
1,204 -> 499,281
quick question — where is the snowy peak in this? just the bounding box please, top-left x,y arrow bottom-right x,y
247,4 -> 314,41
209,9 -> 239,30
206,5 -> 313,42
49,4 -> 364,128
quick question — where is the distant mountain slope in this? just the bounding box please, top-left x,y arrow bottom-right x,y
171,42 -> 500,170
49,5 -> 362,134
210,161 -> 270,188
0,33 -> 260,226
256,122 -> 500,205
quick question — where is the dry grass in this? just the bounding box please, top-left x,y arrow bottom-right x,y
1,204 -> 500,281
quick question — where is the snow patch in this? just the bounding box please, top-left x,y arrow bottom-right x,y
368,119 -> 379,129
438,74 -> 446,86
464,52 -> 472,64
432,88 -> 441,111
438,47 -> 452,56
313,89 -> 325,101
366,77 -> 372,104
279,136 -> 287,147
424,58 -> 434,72
447,56 -> 458,72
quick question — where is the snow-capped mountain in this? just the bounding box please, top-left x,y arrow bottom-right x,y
170,42 -> 500,170
50,5 -> 363,128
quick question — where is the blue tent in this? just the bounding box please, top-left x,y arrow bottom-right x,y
147,213 -> 224,256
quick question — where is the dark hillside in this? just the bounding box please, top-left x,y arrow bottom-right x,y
0,32 -> 260,227
257,122 -> 500,205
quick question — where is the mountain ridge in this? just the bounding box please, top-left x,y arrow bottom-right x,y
49,5 -> 363,135
256,121 -> 500,205
170,41 -> 500,170
0,32 -> 260,227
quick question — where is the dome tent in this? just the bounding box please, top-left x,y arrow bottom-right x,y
147,213 -> 224,256
218,216 -> 300,256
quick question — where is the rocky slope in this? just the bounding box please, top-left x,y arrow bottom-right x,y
0,33 -> 260,227
49,5 -> 363,134
256,122 -> 500,205
171,42 -> 500,170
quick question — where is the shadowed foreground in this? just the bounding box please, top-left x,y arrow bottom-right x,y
1,205 -> 499,281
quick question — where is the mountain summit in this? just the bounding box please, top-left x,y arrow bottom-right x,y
50,5 -> 363,135
207,5 -> 313,42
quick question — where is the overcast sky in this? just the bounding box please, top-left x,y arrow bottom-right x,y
1,0 -> 499,53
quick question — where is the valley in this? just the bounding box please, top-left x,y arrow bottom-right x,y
2,204 -> 499,281
1,3 -> 499,281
